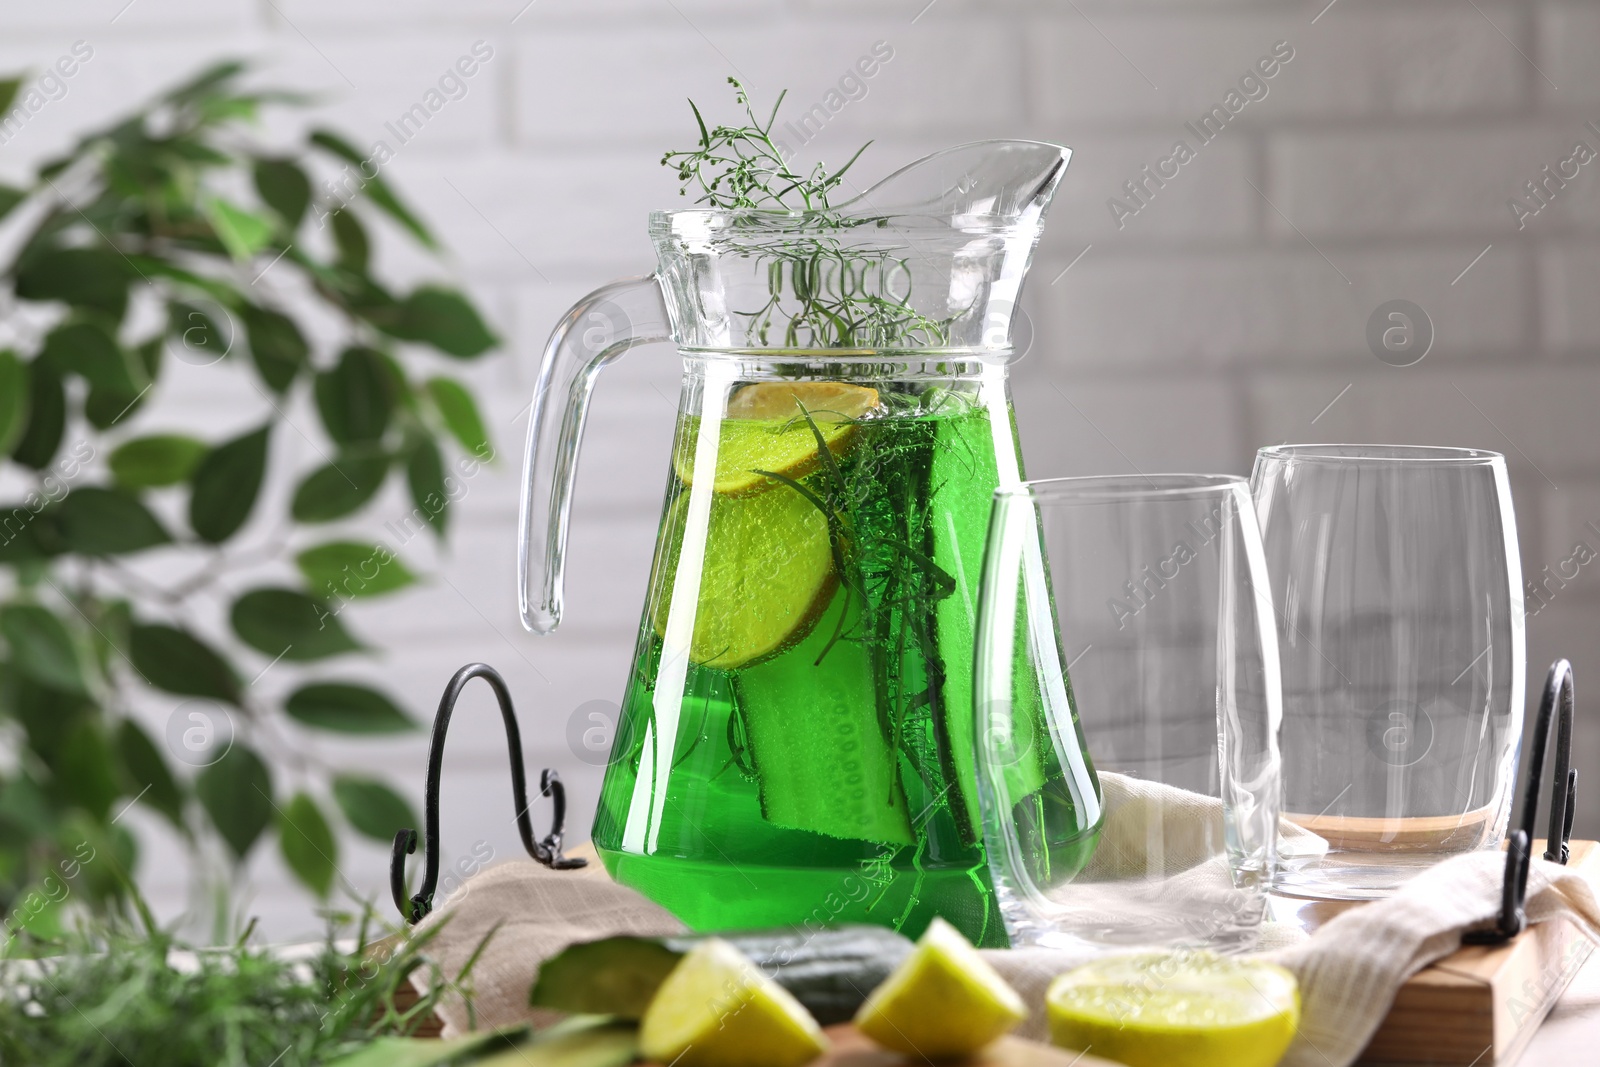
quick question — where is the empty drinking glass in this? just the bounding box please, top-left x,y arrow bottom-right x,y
1251,445 -> 1525,899
975,475 -> 1283,952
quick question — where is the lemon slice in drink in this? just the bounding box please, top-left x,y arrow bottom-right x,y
639,938 -> 828,1067
673,381 -> 880,496
650,480 -> 837,670
854,917 -> 1027,1058
1046,952 -> 1300,1067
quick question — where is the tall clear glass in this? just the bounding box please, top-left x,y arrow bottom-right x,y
975,475 -> 1283,953
1251,445 -> 1525,899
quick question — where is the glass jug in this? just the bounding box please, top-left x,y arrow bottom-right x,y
518,141 -> 1094,947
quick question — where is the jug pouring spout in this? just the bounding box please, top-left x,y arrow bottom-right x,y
831,139 -> 1071,227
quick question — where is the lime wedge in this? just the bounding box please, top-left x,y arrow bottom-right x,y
1047,952 -> 1300,1067
650,476 -> 837,671
674,381 -> 880,496
854,917 -> 1027,1058
639,938 -> 828,1067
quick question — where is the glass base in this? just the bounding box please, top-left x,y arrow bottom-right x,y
1272,850 -> 1458,900
993,876 -> 1267,955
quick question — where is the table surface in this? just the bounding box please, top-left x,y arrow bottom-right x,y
1526,950 -> 1600,1063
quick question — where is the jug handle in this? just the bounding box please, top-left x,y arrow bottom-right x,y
518,274 -> 671,633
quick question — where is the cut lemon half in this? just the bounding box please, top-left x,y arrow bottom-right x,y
1046,951 -> 1300,1067
673,381 -> 880,496
639,938 -> 828,1067
854,917 -> 1027,1059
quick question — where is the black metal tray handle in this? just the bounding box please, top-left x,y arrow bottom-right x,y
391,663 -> 586,924
1464,658 -> 1577,945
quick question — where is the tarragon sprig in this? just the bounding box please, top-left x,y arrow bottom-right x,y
661,77 -> 870,213
662,79 -> 955,349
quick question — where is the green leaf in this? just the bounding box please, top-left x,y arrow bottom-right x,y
242,304 -> 309,392
110,434 -> 207,488
230,587 -> 363,662
115,718 -> 185,828
291,453 -> 388,522
426,377 -> 491,457
0,351 -> 28,455
253,157 -> 311,230
382,286 -> 496,358
285,682 -> 414,734
0,78 -> 20,118
296,541 -> 417,600
129,623 -> 240,703
55,487 -> 171,555
0,183 -> 24,222
0,604 -> 86,694
9,358 -> 63,469
0,502 -> 51,563
203,197 -> 275,261
41,320 -> 141,392
58,721 -> 120,821
197,745 -> 272,860
168,301 -> 235,366
310,129 -> 437,248
331,207 -> 369,273
84,384 -> 148,430
406,435 -> 448,536
14,247 -> 134,319
9,675 -> 92,763
315,346 -> 395,444
332,774 -> 416,842
189,424 -> 270,543
279,791 -> 338,897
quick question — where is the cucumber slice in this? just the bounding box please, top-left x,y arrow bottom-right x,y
734,590 -> 915,846
530,925 -> 913,1026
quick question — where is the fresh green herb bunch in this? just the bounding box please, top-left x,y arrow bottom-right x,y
661,77 -> 869,213
662,79 -> 956,349
0,908 -> 475,1067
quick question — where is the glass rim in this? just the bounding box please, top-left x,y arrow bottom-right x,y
1257,443 -> 1505,466
997,473 -> 1249,503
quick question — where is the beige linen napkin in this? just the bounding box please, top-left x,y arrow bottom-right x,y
411,855 -> 685,1036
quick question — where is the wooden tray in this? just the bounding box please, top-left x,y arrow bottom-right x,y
394,841 -> 1598,1066
1335,839 -> 1596,1066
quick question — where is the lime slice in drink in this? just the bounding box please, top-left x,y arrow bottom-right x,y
650,479 -> 837,671
1046,952 -> 1300,1067
673,381 -> 881,496
854,917 -> 1027,1058
639,938 -> 829,1067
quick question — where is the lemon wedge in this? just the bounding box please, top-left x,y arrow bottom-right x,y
854,917 -> 1027,1058
639,938 -> 828,1067
673,381 -> 880,496
1046,951 -> 1300,1067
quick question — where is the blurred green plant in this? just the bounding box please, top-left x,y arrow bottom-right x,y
0,62 -> 499,934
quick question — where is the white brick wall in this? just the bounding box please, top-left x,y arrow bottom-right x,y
3,0 -> 1599,938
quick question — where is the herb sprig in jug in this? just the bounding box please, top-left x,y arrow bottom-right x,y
662,78 -> 955,349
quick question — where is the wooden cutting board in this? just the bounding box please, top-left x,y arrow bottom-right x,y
640,1025 -> 1120,1066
